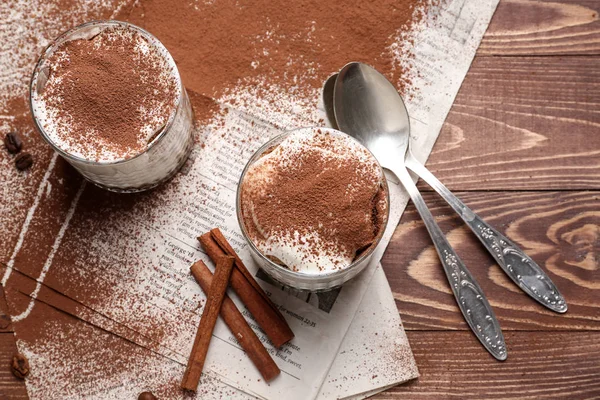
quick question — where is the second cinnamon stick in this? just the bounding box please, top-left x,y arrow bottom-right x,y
198,232 -> 294,347
190,260 -> 280,382
181,256 -> 234,391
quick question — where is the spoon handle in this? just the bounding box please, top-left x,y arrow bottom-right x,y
393,165 -> 507,361
404,156 -> 567,313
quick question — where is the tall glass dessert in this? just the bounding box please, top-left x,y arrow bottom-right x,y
30,20 -> 194,192
238,127 -> 389,290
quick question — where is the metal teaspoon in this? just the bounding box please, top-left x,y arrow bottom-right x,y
331,62 -> 507,360
324,65 -> 567,315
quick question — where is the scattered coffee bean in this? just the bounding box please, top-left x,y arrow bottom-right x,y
138,391 -> 157,400
11,353 -> 30,379
3,132 -> 23,154
0,313 -> 10,329
15,152 -> 33,171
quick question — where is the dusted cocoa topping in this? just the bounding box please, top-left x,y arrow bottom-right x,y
122,0 -> 432,101
33,25 -> 179,162
240,128 -> 388,274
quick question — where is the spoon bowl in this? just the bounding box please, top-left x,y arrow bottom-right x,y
322,74 -> 339,130
333,63 -> 409,171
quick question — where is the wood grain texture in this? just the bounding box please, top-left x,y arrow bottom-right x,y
379,331 -> 600,399
383,191 -> 599,331
480,0 -> 600,55
420,56 -> 600,191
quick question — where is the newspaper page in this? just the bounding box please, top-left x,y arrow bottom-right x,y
18,262 -> 409,400
7,0 -> 499,398
37,100 -> 405,400
13,98 -> 403,400
22,262 -> 415,400
318,264 -> 418,400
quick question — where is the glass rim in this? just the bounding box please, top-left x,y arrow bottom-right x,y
236,126 -> 391,282
29,20 -> 184,166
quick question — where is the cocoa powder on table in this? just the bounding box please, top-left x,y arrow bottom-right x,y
0,0 -> 436,396
119,0 -> 432,101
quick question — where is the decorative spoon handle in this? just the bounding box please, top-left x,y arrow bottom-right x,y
393,165 -> 507,361
405,154 -> 567,313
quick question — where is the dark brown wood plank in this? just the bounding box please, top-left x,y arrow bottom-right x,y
420,56 -> 600,191
376,331 -> 600,399
0,333 -> 28,399
480,0 -> 600,55
383,190 -> 600,331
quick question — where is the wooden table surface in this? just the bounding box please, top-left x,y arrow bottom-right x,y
1,0 -> 599,398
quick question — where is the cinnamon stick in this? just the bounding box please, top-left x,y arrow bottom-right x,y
198,231 -> 294,347
181,256 -> 235,391
190,260 -> 280,382
210,228 -> 286,321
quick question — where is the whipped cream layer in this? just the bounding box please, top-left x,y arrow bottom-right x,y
240,127 -> 388,275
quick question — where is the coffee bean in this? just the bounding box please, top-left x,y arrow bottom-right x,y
11,353 -> 30,379
15,152 -> 33,171
3,132 -> 22,154
138,391 -> 158,400
0,313 -> 10,329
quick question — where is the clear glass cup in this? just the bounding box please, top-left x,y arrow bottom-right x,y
29,20 -> 194,193
237,127 -> 390,291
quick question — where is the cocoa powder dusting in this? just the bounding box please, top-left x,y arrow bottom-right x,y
38,27 -> 178,161
0,0 -> 437,396
120,0 -> 432,101
241,128 -> 388,272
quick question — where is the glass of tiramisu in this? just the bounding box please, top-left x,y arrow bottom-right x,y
237,127 -> 389,291
30,20 -> 194,192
